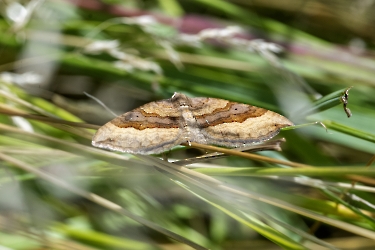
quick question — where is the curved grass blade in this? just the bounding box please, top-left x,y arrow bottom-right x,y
141,156 -> 375,241
292,87 -> 352,119
175,181 -> 308,250
322,120 -> 375,143
0,153 -> 208,250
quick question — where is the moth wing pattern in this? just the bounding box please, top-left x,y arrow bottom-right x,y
92,98 -> 185,154
191,98 -> 293,147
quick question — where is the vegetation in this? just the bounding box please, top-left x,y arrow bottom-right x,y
0,1 -> 375,249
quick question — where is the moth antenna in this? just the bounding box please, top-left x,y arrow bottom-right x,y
84,92 -> 118,117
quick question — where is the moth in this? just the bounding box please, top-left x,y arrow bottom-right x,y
92,93 -> 293,154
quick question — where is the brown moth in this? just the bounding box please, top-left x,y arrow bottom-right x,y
92,93 -> 293,155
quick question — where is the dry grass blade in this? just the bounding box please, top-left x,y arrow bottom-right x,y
184,142 -> 310,168
173,138 -> 285,166
0,107 -> 99,130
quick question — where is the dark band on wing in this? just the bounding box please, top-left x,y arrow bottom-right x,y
195,102 -> 268,128
111,108 -> 180,130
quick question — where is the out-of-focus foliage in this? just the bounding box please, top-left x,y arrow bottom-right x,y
1,0 -> 375,249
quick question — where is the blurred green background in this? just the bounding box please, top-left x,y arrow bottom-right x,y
1,0 -> 375,249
